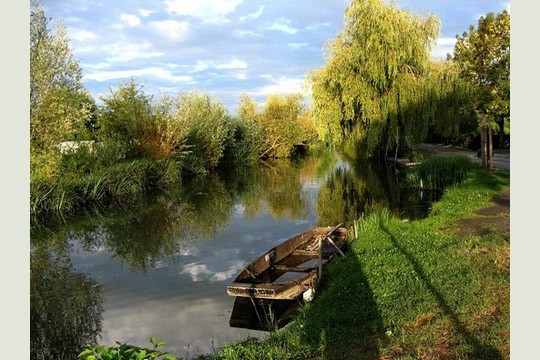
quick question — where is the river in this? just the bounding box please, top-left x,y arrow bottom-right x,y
30,149 -> 436,359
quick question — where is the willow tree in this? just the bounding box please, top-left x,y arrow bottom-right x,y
234,93 -> 265,163
31,0 -> 95,177
258,94 -> 315,159
310,0 -> 448,159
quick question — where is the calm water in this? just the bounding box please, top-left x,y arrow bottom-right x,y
30,150 -> 436,359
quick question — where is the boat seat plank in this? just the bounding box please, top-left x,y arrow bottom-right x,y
272,265 -> 315,273
292,249 -> 333,258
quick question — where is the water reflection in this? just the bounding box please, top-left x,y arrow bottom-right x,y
229,297 -> 304,332
31,248 -> 103,360
30,149 -> 437,358
317,157 -> 436,227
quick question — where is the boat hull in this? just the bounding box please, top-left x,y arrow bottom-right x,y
227,226 -> 348,300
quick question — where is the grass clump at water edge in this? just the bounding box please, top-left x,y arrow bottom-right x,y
30,158 -> 182,223
403,155 -> 475,191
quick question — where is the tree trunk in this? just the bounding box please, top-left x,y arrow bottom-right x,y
480,114 -> 488,170
488,126 -> 494,170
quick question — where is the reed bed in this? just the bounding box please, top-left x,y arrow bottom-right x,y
403,155 -> 475,191
30,159 -> 181,222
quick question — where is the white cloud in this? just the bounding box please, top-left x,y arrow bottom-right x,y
188,59 -> 247,73
252,76 -> 305,97
431,37 -> 457,60
266,18 -> 297,34
239,5 -> 264,21
120,13 -> 141,27
82,62 -> 111,70
73,45 -> 99,54
191,60 -> 212,73
215,59 -> 247,70
235,72 -> 248,80
164,0 -> 242,22
69,29 -> 98,42
181,261 -> 245,282
84,66 -> 194,83
150,20 -> 190,41
233,29 -> 260,37
305,22 -> 331,31
104,42 -> 164,62
289,42 -> 308,49
139,9 -> 154,17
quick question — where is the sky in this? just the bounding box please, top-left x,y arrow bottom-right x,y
40,0 -> 510,115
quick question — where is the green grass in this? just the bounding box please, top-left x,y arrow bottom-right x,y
212,168 -> 510,359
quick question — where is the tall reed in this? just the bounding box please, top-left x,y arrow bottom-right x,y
30,159 -> 181,222
403,155 -> 475,191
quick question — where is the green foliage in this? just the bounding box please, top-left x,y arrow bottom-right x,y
30,159 -> 181,222
212,334 -> 312,360
79,338 -> 179,360
403,155 -> 475,191
99,79 -> 189,162
232,93 -> 266,163
423,61 -> 475,142
172,91 -> 232,173
258,94 -> 316,159
453,10 -> 510,135
310,0 -> 473,157
30,0 -> 96,176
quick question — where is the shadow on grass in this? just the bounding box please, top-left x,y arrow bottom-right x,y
299,252 -> 386,359
381,224 -> 503,359
474,169 -> 510,194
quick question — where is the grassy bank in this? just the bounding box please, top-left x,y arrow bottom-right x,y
209,168 -> 510,359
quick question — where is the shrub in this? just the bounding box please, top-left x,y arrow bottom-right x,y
79,337 -> 179,360
173,91 -> 232,173
98,79 -> 189,162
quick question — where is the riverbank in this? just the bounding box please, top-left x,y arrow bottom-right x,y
208,167 -> 510,359
414,143 -> 510,170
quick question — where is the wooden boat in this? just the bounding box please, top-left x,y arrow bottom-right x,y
226,224 -> 348,300
229,297 -> 303,331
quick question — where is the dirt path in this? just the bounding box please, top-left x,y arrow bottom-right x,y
415,143 -> 510,170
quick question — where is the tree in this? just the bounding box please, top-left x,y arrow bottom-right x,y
258,94 -> 314,158
99,79 -> 154,142
173,91 -> 232,172
30,0 -> 94,176
234,93 -> 266,162
310,0 -> 443,159
99,79 -> 189,162
453,10 -> 510,168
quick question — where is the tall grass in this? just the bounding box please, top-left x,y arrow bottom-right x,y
403,155 -> 475,191
30,159 -> 182,223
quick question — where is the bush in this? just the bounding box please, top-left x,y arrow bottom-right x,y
79,337 -> 179,360
173,91 -> 232,173
98,79 -> 189,162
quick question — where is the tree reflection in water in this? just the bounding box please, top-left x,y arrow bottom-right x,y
31,248 -> 103,360
29,149 -> 438,357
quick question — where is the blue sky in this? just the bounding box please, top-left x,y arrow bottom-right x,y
41,0 -> 510,114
